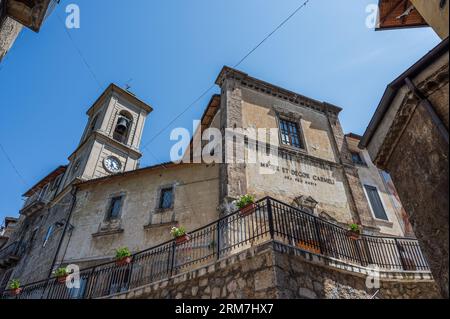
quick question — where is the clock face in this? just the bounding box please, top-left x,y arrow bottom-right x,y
103,156 -> 122,173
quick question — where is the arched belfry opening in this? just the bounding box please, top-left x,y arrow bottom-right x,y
113,110 -> 133,144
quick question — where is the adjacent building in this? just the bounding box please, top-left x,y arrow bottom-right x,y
361,0 -> 449,299
376,0 -> 448,39
0,0 -> 59,62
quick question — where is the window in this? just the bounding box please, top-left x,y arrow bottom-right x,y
106,196 -> 124,220
364,185 -> 389,221
159,188 -> 174,210
43,225 -> 54,247
90,114 -> 99,133
279,119 -> 303,149
351,152 -> 366,166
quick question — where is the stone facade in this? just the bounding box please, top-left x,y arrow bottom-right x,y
107,241 -> 439,299
215,67 -> 399,234
361,39 -> 449,298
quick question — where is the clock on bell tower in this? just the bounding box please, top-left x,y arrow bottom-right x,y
60,84 -> 153,189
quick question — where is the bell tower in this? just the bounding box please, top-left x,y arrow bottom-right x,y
61,84 -> 153,188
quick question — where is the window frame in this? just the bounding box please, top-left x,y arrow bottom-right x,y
158,187 -> 174,211
351,151 -> 366,166
363,184 -> 390,222
105,195 -> 125,221
276,114 -> 307,152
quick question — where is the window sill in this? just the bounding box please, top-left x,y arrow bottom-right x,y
92,228 -> 124,238
144,221 -> 178,230
373,219 -> 394,228
279,144 -> 308,155
154,208 -> 174,214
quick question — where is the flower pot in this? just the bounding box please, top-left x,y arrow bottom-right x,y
297,241 -> 321,254
116,256 -> 132,266
347,230 -> 361,240
57,275 -> 68,284
11,288 -> 22,296
175,234 -> 190,245
239,203 -> 256,217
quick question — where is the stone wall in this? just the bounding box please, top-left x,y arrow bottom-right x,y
0,14 -> 22,62
107,241 -> 440,299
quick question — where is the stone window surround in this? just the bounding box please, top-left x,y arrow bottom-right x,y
145,183 -> 178,229
103,191 -> 127,222
362,183 -> 393,226
93,192 -> 127,238
273,106 -> 308,155
154,184 -> 177,214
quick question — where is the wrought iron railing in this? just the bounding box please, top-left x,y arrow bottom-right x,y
0,197 -> 430,299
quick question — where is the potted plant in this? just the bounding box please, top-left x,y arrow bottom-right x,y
53,267 -> 70,284
115,247 -> 132,266
171,226 -> 189,245
347,223 -> 361,240
9,279 -> 21,296
235,194 -> 256,217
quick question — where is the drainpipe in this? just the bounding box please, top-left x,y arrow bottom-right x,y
47,185 -> 78,278
404,77 -> 449,144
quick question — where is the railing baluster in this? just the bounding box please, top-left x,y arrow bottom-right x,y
267,198 -> 275,239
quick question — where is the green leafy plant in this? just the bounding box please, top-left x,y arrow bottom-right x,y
53,267 -> 69,278
349,223 -> 360,232
115,247 -> 131,259
9,279 -> 20,290
171,226 -> 186,238
235,194 -> 255,210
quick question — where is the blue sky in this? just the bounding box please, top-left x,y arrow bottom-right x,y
0,0 -> 441,223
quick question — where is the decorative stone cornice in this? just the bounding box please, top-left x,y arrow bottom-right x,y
215,66 -> 343,116
68,130 -> 142,161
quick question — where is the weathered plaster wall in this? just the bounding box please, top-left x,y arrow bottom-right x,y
241,88 -> 337,163
246,154 -> 354,225
107,241 -> 440,299
59,164 -> 219,267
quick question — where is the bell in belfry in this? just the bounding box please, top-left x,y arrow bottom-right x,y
115,117 -> 130,135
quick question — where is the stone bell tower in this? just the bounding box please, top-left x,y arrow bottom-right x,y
61,84 -> 153,188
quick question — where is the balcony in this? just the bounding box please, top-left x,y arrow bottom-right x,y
0,241 -> 26,269
5,0 -> 60,32
20,193 -> 46,216
0,197 -> 431,299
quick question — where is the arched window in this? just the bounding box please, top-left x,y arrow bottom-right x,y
89,114 -> 99,134
113,111 -> 133,144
